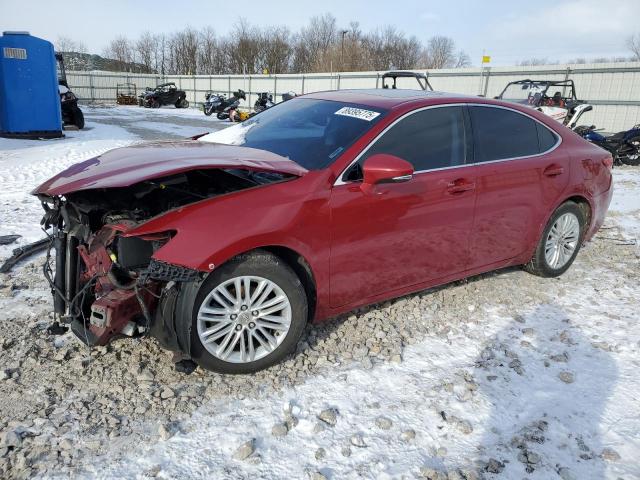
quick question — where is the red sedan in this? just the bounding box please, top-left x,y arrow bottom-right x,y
33,89 -> 613,373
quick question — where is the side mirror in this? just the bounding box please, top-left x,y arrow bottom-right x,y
361,154 -> 414,193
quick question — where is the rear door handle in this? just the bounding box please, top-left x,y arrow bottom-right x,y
446,178 -> 475,194
543,164 -> 564,177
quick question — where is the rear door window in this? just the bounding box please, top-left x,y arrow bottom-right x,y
469,106 -> 542,162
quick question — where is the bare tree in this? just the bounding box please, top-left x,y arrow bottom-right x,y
54,36 -> 87,53
293,13 -> 338,72
423,36 -> 455,69
627,33 -> 640,61
153,34 -> 167,75
361,26 -> 421,71
136,32 -> 155,72
259,26 -> 292,74
104,36 -> 134,71
227,19 -> 262,74
517,58 -> 551,66
100,13 -> 477,75
455,50 -> 471,68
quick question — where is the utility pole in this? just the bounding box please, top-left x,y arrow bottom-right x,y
341,30 -> 348,72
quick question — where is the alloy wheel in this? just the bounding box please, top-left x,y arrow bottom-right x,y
544,212 -> 580,269
196,276 -> 292,363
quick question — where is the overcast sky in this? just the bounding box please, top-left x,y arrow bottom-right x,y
2,0 -> 637,66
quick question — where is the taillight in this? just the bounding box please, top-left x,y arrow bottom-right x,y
602,156 -> 613,169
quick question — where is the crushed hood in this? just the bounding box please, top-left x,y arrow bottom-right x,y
32,140 -> 308,196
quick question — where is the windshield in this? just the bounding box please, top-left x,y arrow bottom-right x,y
198,98 -> 386,170
500,83 -> 547,106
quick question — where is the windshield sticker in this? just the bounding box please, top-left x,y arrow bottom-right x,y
335,107 -> 380,121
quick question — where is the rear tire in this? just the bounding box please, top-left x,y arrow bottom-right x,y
620,135 -> 640,166
524,202 -> 586,277
188,250 -> 307,374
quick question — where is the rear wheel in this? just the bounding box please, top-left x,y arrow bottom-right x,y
524,202 -> 586,277
189,251 -> 307,374
151,99 -> 161,108
620,135 -> 640,166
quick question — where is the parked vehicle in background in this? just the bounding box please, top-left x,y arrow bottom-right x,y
140,82 -> 188,108
203,92 -> 225,116
202,90 -> 247,119
282,91 -> 298,102
575,124 -> 640,166
33,89 -> 613,374
138,87 -> 154,106
55,53 -> 84,129
496,79 -> 592,130
381,71 -> 433,91
215,89 -> 246,120
254,92 -> 275,113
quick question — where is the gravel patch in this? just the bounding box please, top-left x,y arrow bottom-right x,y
0,216 -> 638,478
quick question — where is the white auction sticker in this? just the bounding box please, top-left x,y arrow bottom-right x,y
334,107 -> 380,121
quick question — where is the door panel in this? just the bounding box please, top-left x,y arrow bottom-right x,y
467,105 -> 569,269
469,153 -> 569,268
329,167 -> 477,308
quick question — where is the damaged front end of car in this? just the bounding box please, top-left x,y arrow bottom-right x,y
34,154 -> 303,352
39,174 -> 208,348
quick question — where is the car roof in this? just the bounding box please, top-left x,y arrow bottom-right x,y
302,89 -> 478,109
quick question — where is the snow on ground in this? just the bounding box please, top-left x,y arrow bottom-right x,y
0,106 -> 225,260
0,112 -> 639,480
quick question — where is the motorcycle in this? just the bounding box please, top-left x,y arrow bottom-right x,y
204,89 -> 246,120
575,124 -> 640,166
203,92 -> 225,116
254,92 -> 275,113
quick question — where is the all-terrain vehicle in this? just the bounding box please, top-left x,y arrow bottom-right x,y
496,79 -> 592,130
140,82 -> 189,108
55,53 -> 84,129
381,71 -> 433,91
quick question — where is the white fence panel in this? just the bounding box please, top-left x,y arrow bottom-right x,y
66,63 -> 640,131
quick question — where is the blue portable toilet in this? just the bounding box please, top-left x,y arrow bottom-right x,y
0,31 -> 63,139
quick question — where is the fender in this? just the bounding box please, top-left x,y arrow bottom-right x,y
125,170 -> 332,312
521,187 -> 595,265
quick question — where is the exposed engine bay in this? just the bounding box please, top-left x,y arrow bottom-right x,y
38,167 -> 287,348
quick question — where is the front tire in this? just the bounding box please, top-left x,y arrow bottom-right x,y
189,251 -> 307,374
175,98 -> 189,108
72,106 -> 84,129
524,201 -> 586,277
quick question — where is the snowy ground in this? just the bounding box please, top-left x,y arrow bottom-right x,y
0,108 -> 639,480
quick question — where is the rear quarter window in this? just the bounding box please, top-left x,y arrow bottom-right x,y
536,122 -> 559,152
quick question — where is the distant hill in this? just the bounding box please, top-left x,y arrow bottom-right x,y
58,51 -> 154,73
